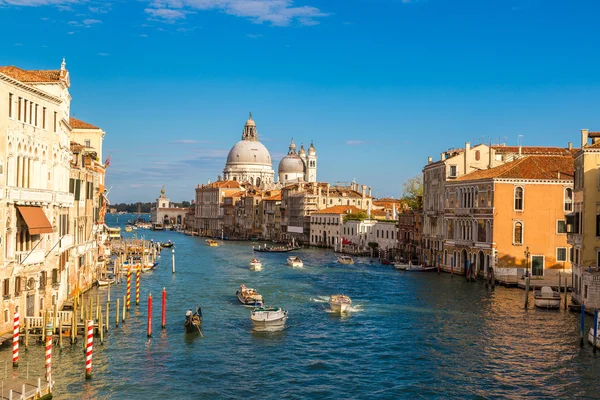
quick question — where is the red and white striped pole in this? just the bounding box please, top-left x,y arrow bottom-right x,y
126,269 -> 131,310
135,268 -> 141,306
85,320 -> 93,379
12,309 -> 19,368
147,293 -> 152,338
161,288 -> 166,329
45,324 -> 52,382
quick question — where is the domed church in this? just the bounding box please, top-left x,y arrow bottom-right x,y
222,113 -> 317,188
223,113 -> 276,187
278,138 -> 317,185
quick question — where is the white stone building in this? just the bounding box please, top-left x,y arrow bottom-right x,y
278,138 -> 317,185
151,187 -> 188,228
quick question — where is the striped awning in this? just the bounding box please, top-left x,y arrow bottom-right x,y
17,206 -> 53,234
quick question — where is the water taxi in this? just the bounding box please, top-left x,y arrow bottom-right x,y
250,258 -> 262,270
329,294 -> 352,313
250,307 -> 288,331
287,256 -> 303,267
206,239 -> 219,247
534,286 -> 561,309
236,284 -> 264,307
337,255 -> 354,265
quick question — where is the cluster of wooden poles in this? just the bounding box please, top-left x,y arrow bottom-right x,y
10,268 -> 169,383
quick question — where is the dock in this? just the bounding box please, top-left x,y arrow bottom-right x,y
0,378 -> 51,400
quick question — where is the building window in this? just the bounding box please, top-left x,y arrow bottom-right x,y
84,139 -> 91,147
597,251 -> 600,268
564,188 -> 573,211
531,255 -> 544,276
557,220 -> 567,234
514,187 -> 523,211
597,204 -> 600,237
557,248 -> 567,262
2,280 -> 9,298
18,97 -> 22,121
449,165 -> 457,178
8,93 -> 13,118
14,277 -> 21,297
53,112 -> 57,132
475,150 -> 480,161
513,221 -> 523,245
42,107 -> 46,129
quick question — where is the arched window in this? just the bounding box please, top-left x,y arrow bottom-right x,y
514,221 -> 523,244
475,150 -> 480,161
564,188 -> 573,211
514,187 -> 523,210
256,177 -> 261,187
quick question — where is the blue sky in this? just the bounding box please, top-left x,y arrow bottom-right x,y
2,0 -> 600,203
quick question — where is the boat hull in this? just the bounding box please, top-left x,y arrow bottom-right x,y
237,291 -> 264,308
251,309 -> 288,331
534,298 -> 561,309
588,328 -> 600,348
329,302 -> 351,313
337,257 -> 354,265
250,262 -> 262,270
405,266 -> 436,272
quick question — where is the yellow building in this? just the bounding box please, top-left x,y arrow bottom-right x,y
445,154 -> 573,284
569,129 -> 600,307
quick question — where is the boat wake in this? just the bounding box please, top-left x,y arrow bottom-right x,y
324,305 -> 363,313
310,296 -> 330,303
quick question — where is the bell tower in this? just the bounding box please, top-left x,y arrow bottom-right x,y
241,112 -> 258,141
306,142 -> 317,182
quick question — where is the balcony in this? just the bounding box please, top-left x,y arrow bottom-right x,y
55,192 -> 74,207
8,187 -> 53,204
16,249 -> 45,265
454,208 -> 473,216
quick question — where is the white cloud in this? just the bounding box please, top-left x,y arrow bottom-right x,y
345,140 -> 365,146
0,0 -> 80,5
145,0 -> 328,26
82,18 -> 102,25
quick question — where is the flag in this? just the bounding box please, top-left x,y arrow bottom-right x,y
104,154 -> 112,167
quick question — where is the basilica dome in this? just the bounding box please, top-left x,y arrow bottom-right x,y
278,153 -> 305,174
226,140 -> 272,166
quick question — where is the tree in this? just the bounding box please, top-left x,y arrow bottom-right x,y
401,174 -> 423,210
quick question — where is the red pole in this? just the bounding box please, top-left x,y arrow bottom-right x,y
45,328 -> 52,382
85,320 -> 93,379
147,294 -> 153,338
12,309 -> 19,368
161,288 -> 166,329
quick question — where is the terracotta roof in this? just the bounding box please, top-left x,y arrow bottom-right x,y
491,146 -> 577,156
588,132 -> 600,138
0,66 -> 64,83
70,117 -> 99,130
455,155 -> 574,181
585,141 -> 600,149
313,205 -> 365,215
263,192 -> 282,201
208,181 -> 241,189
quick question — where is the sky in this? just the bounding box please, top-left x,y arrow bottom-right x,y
2,0 -> 600,203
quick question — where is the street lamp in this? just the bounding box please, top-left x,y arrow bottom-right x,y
524,246 -> 530,277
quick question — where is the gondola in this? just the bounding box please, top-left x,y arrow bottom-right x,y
162,241 -> 174,248
184,307 -> 202,334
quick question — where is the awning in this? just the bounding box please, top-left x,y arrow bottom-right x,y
17,206 -> 53,234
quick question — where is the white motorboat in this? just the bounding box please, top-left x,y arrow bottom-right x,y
405,265 -> 436,272
587,318 -> 600,349
236,284 -> 264,307
337,256 -> 354,265
287,256 -> 303,267
329,294 -> 352,313
534,286 -> 561,309
96,276 -> 115,287
249,258 -> 262,270
250,307 -> 288,331
394,261 -> 411,271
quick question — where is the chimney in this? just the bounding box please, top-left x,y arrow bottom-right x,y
368,187 -> 372,197
568,142 -> 572,150
386,210 -> 390,220
428,156 -> 433,164
464,142 -> 470,173
440,152 -> 445,161
326,183 -> 330,197
488,146 -> 494,169
582,129 -> 589,148
361,185 -> 366,200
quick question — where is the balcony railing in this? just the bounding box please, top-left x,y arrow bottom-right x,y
9,187 -> 53,203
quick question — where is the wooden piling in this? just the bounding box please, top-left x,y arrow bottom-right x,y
524,276 -> 530,310
53,302 -> 58,335
105,303 -> 110,332
25,318 -> 29,348
42,311 -> 47,342
122,295 -> 126,322
116,298 -> 120,327
96,292 -> 100,321
594,309 -> 598,353
72,307 -> 77,344
564,275 -> 568,309
89,300 -> 93,324
581,302 -> 585,347
99,311 -> 104,345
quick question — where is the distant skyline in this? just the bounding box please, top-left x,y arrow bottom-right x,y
2,0 -> 600,203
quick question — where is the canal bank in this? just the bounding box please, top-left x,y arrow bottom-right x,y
1,214 -> 599,399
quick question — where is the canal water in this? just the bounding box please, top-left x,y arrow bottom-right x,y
3,214 -> 600,399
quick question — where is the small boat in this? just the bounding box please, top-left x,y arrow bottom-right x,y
96,276 -> 115,287
184,307 -> 202,334
394,261 -> 411,271
236,284 -> 264,307
287,256 -> 303,267
125,225 -> 133,232
587,318 -> 600,348
162,241 -> 174,248
405,265 -> 436,272
250,307 -> 288,331
534,286 -> 561,309
206,239 -> 219,247
337,256 -> 354,265
249,258 -> 262,270
253,245 -> 300,253
329,294 -> 352,313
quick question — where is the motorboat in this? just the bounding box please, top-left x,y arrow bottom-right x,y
534,286 -> 561,309
253,244 -> 300,253
249,258 -> 262,270
236,284 -> 264,307
206,239 -> 219,247
96,275 -> 115,287
287,256 -> 303,267
394,261 -> 411,271
337,256 -> 354,265
184,307 -> 202,334
124,225 -> 133,232
250,307 -> 288,331
588,318 -> 600,349
405,265 -> 436,272
329,294 -> 352,313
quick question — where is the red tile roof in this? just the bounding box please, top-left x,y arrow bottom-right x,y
455,155 -> 574,181
588,132 -> 600,138
491,146 -> 577,156
70,117 -> 99,130
313,205 -> 365,214
0,66 -> 64,83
